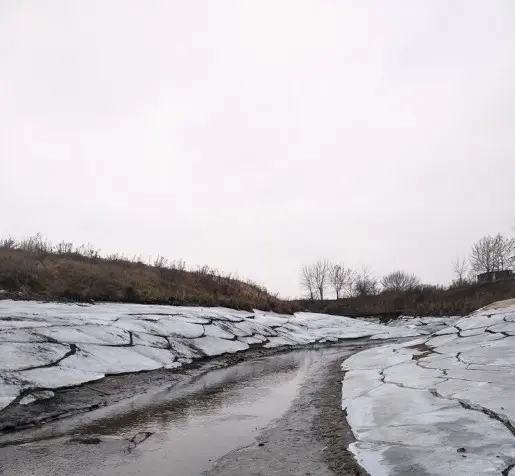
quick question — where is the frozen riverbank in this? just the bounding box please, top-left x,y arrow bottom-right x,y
341,298 -> 515,475
0,300 -> 445,414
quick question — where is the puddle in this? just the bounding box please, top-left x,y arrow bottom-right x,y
0,347 -> 350,476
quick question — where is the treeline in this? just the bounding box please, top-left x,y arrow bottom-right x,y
452,233 -> 515,286
300,231 -> 515,302
0,234 -> 294,313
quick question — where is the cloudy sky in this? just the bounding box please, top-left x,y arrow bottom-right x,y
1,1 -> 514,297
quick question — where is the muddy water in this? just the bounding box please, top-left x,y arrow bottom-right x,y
0,347 -> 351,476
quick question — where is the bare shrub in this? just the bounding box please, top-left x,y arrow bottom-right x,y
170,259 -> 186,271
0,236 -> 17,250
153,255 -> 168,269
55,241 -> 73,255
18,233 -> 52,256
452,256 -> 469,286
353,266 -> 378,296
381,270 -> 420,293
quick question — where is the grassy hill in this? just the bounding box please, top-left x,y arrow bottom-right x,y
0,235 -> 295,313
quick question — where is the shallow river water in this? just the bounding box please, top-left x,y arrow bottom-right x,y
0,346 -> 353,476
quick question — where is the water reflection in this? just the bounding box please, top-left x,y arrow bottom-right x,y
0,347 -> 351,476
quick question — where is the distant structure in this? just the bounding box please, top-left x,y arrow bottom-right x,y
477,270 -> 513,284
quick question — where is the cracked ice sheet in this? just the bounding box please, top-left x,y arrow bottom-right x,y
369,329 -> 421,340
238,335 -> 267,345
295,313 -> 390,338
202,323 -> 236,340
425,333 -> 459,347
60,344 -> 162,374
275,324 -> 317,345
0,342 -> 70,371
434,326 -> 459,336
168,338 -> 204,360
132,346 -> 182,369
252,310 -> 291,328
0,328 -> 48,343
263,336 -> 299,348
15,367 -> 105,389
342,344 -> 416,371
433,379 -> 515,424
205,307 -> 252,322
383,361 -> 446,389
356,406 -> 515,452
433,332 -> 505,355
350,442 -> 512,476
458,336 -> 515,366
191,336 -> 248,356
455,312 -> 508,331
489,321 -> 515,333
347,384 -> 515,475
0,299 -> 427,403
342,300 -> 515,476
0,376 -> 22,410
19,390 -> 55,405
33,325 -> 130,345
113,317 -> 204,339
131,332 -> 169,348
341,370 -> 382,409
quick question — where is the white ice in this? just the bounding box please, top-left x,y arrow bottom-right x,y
341,298 -> 515,475
0,299 -> 431,410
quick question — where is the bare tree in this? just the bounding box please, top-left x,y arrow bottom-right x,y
380,270 -> 420,293
300,264 -> 316,300
470,234 -> 515,274
493,233 -> 515,270
470,235 -> 496,274
312,259 -> 330,301
353,266 -> 378,296
452,256 -> 469,285
329,263 -> 353,299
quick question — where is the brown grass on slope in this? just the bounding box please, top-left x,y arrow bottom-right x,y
0,235 -> 296,313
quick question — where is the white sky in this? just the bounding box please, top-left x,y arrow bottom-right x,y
1,1 -> 514,298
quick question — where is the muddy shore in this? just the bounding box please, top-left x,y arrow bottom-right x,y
204,354 -> 370,476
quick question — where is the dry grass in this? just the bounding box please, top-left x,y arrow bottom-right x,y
295,279 -> 515,316
0,235 -> 297,313
3,234 -> 512,317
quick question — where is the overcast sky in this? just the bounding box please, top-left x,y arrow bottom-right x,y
1,1 -> 514,297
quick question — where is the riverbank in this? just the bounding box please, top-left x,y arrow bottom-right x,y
0,340 -> 372,434
0,300 -> 430,417
341,298 -> 515,475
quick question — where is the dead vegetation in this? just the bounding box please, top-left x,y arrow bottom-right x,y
1,234 -> 513,317
294,279 -> 515,316
0,234 -> 296,313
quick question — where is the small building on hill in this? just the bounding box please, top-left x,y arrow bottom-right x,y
477,270 -> 513,284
